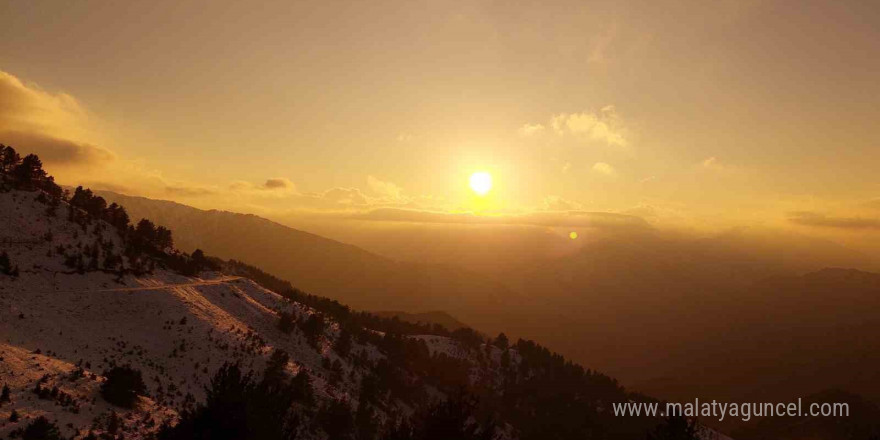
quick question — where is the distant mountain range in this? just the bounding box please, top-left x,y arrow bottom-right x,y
3,173 -> 662,439
0,149 -> 877,438
95,190 -> 515,320
95,190 -> 880,424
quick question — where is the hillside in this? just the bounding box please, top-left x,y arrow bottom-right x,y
92,190 -> 880,413
1,148 -> 672,440
94,190 -> 516,325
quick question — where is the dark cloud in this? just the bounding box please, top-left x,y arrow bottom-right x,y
264,178 -> 294,190
788,211 -> 880,230
0,130 -> 115,165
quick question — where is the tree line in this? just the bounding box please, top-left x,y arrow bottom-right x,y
1,143 -> 214,277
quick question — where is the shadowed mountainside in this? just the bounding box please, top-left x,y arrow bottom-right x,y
95,190 -> 515,325
95,190 -> 880,411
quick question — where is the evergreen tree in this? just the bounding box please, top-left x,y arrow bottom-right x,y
21,416 -> 62,440
13,154 -> 48,188
0,144 -> 21,174
0,251 -> 11,275
101,365 -> 147,408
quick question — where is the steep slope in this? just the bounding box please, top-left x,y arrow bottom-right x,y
94,190 -> 880,412
0,188 -> 371,437
95,190 -> 514,322
1,184 -> 669,440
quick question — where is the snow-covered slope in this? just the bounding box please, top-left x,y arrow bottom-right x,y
1,186 -> 725,440
0,189 -> 385,438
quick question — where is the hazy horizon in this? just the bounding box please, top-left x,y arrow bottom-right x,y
2,0 -> 880,261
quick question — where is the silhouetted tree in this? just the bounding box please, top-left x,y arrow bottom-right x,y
156,226 -> 174,250
105,202 -> 131,231
159,362 -> 305,440
263,349 -> 290,386
336,328 -> 353,357
0,144 -> 21,174
382,391 -> 497,440
101,365 -> 147,408
135,219 -> 157,247
21,416 -> 62,440
0,252 -> 11,275
355,401 -> 377,440
319,398 -> 355,440
277,311 -> 296,334
13,154 -> 47,188
301,313 -> 325,349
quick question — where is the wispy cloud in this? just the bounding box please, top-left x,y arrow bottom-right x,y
701,156 -> 722,170
367,175 -> 403,199
788,211 -> 880,231
550,106 -> 627,147
517,123 -> 545,137
592,162 -> 616,176
542,195 -> 585,211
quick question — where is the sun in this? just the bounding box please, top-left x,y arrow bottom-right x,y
469,172 -> 492,196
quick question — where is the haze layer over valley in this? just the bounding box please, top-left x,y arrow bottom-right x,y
97,190 -> 880,405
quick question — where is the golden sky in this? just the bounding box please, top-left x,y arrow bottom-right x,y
1,0 -> 879,255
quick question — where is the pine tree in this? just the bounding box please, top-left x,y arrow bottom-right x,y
0,251 -> 11,275
0,145 -> 21,174
0,383 -> 10,404
13,154 -> 47,188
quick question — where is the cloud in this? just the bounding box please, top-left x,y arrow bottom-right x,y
320,187 -> 369,205
0,130 -> 115,166
0,70 -> 86,135
701,156 -> 721,169
592,162 -> 616,176
0,70 -> 114,167
788,211 -> 880,231
543,195 -> 585,211
264,178 -> 295,190
518,123 -> 545,137
229,178 -> 297,197
549,106 -> 627,147
367,175 -> 403,199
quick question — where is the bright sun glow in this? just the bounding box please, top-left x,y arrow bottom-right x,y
469,172 -> 493,195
